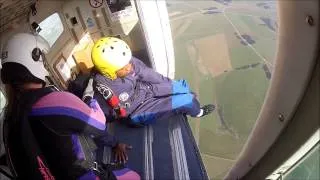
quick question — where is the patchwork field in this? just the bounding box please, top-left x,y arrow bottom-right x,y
167,0 -> 277,179
191,34 -> 232,77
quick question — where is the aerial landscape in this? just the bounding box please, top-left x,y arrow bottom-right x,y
166,0 -> 277,178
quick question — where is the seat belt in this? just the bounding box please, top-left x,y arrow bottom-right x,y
74,135 -> 98,171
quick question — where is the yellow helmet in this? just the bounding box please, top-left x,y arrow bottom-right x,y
92,37 -> 132,80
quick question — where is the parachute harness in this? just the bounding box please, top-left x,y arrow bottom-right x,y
96,83 -> 126,118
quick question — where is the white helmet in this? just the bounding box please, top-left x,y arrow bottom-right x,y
1,33 -> 50,84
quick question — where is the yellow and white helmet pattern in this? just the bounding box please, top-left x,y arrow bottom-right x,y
91,37 -> 132,80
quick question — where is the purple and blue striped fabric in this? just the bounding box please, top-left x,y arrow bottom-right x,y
112,168 -> 141,180
30,92 -> 106,130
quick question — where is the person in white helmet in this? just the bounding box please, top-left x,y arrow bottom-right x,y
90,37 -> 215,126
0,33 -> 140,180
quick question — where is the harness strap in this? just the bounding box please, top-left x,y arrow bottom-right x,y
73,135 -> 100,175
94,81 -> 127,118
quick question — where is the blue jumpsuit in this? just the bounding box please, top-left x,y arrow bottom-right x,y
94,57 -> 201,125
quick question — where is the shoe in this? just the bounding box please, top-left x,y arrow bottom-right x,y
199,104 -> 215,117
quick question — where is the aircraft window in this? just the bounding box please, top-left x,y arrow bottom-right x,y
283,145 -> 319,179
267,130 -> 319,180
107,0 -> 132,13
166,1 -> 277,178
39,13 -> 64,47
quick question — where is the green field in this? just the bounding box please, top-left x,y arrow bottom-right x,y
167,1 -> 277,179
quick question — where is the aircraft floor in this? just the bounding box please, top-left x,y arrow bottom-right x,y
96,114 -> 208,180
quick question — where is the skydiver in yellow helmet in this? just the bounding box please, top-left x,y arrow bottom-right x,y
92,36 -> 132,80
91,36 -> 215,126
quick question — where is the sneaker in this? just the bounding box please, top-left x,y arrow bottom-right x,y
199,104 -> 215,117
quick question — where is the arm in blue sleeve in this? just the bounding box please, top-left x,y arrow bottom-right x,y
132,57 -> 172,84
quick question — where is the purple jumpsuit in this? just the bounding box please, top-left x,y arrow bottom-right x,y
5,87 -> 140,179
94,57 -> 201,125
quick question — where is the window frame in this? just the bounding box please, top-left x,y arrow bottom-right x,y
267,130 -> 320,180
225,1 -> 319,178
134,0 -> 175,79
0,88 -> 6,113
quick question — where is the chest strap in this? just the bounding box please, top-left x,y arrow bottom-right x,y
95,83 -> 126,118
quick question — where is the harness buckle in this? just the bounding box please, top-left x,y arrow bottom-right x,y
94,162 -> 99,171
96,84 -> 112,100
92,161 -> 100,173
